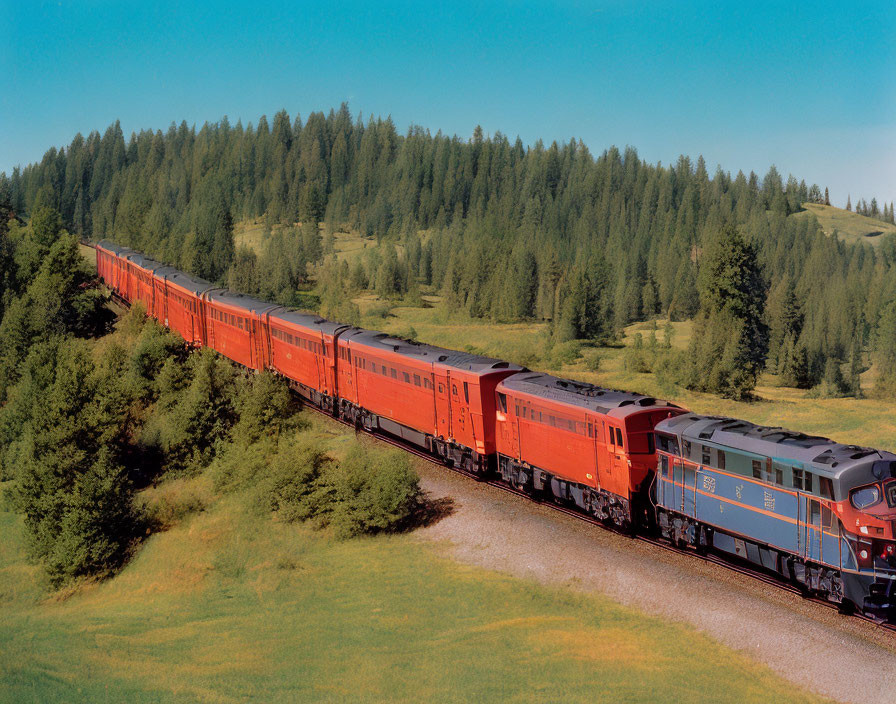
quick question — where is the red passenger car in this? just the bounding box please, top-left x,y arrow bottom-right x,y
265,309 -> 349,411
495,373 -> 683,526
337,329 -> 523,472
96,240 -> 135,298
159,269 -> 216,346
204,290 -> 278,370
124,253 -> 165,314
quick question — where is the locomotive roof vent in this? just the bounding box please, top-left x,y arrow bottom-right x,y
491,362 -> 509,369
637,398 -> 656,406
438,355 -> 448,362
619,400 -> 634,407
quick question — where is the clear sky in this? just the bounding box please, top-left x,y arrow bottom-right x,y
3,0 -> 894,207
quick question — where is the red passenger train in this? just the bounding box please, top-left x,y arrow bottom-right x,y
94,240 -> 896,622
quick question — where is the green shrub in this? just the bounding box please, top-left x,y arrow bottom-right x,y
140,478 -> 210,530
584,350 -> 602,372
257,434 -> 332,523
233,371 -> 298,445
326,446 -> 422,539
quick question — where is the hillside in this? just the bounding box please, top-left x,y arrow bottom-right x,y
794,203 -> 896,247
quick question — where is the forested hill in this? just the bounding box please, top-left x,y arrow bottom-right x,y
3,105 -> 896,398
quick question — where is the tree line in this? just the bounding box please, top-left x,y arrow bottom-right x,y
847,195 -> 896,225
3,105 -> 896,399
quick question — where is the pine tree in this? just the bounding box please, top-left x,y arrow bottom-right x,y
684,224 -> 767,399
846,194 -> 852,211
824,187 -> 830,206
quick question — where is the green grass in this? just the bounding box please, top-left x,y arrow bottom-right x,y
793,203 -> 896,247
0,463 -> 828,704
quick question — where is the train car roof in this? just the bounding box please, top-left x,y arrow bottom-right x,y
268,308 -> 348,337
96,240 -> 135,257
206,289 -> 279,314
343,328 -> 525,374
499,372 -> 679,418
163,269 -> 216,295
124,252 -> 167,271
655,413 -> 896,481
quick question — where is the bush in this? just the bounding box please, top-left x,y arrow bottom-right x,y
233,371 -> 298,445
584,350 -> 602,372
326,446 -> 422,539
547,340 -> 582,368
140,477 -> 211,531
257,435 -> 332,523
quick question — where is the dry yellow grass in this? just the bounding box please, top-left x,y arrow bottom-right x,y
794,203 -> 896,247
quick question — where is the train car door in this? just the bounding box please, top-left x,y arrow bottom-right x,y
495,392 -> 519,459
451,378 -> 468,442
682,462 -> 697,517
587,417 -> 600,489
800,495 -> 823,562
434,371 -> 452,440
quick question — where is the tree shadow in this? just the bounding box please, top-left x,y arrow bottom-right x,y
408,494 -> 456,529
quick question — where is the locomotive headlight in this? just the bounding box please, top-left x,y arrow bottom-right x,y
860,549 -> 869,560
860,526 -> 869,535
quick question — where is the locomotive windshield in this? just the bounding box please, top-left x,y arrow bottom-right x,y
851,484 -> 882,510
888,481 -> 896,508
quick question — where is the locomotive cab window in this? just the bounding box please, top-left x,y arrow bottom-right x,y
615,428 -> 624,447
496,393 -> 507,414
701,445 -> 711,466
850,485 -> 881,510
463,382 -> 469,403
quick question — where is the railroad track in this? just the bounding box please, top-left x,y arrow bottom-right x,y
308,402 -> 896,636
98,280 -> 895,636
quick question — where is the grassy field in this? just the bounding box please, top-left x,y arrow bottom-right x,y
794,203 -> 896,247
0,421 -> 829,704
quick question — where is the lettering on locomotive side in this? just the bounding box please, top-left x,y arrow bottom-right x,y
764,491 -> 776,512
735,485 -> 743,500
702,475 -> 716,494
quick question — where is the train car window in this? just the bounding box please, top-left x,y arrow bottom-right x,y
497,393 -> 507,413
452,384 -> 458,396
345,349 -> 351,363
752,460 -> 762,479
701,446 -> 711,466
804,471 -> 813,493
391,368 -> 397,379
587,423 -> 593,438
792,468 -> 804,490
775,468 -> 784,485
438,383 -> 444,393
463,382 -> 469,403
822,505 -> 839,534
403,372 -> 411,383
820,477 -> 834,500
717,449 -> 725,470
414,374 -> 421,386
381,366 -> 388,376
660,455 -> 669,477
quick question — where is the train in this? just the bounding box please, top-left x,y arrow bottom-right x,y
95,240 -> 896,622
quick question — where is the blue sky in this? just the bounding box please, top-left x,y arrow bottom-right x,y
3,1 -> 894,206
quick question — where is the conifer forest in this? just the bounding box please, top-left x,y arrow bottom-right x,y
4,105 -> 896,400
